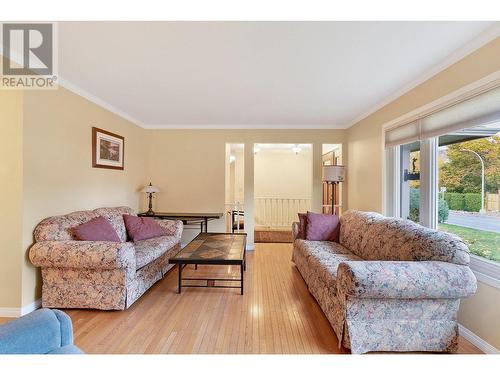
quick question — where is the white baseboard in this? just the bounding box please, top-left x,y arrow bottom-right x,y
246,244 -> 255,251
20,299 -> 42,316
0,299 -> 42,318
0,307 -> 21,318
459,324 -> 500,354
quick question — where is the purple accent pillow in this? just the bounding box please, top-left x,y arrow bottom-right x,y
297,213 -> 307,239
305,211 -> 340,242
72,216 -> 121,242
123,214 -> 166,242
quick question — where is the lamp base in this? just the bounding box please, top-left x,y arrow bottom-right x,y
145,209 -> 155,216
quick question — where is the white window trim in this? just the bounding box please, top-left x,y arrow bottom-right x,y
382,69 -> 500,288
470,255 -> 500,289
384,146 -> 400,217
419,137 -> 438,229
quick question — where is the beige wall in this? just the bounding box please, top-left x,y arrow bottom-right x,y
145,130 -> 346,246
3,86 -> 147,308
0,90 -> 24,309
254,147 -> 313,199
347,37 -> 500,349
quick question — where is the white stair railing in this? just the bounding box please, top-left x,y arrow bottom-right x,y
255,197 -> 311,228
225,202 -> 245,233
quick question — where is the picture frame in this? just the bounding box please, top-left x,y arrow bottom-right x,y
92,127 -> 125,170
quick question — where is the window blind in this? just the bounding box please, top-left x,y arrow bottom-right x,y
420,85 -> 500,138
384,120 -> 420,147
384,84 -> 500,147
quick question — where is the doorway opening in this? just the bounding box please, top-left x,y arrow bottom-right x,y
254,143 -> 312,243
225,144 -> 245,233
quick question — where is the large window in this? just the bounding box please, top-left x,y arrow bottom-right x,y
438,129 -> 500,262
384,81 -> 500,286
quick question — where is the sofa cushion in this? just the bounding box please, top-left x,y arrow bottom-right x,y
339,210 -> 384,256
134,235 -> 180,270
305,211 -> 340,241
339,210 -> 470,265
72,217 -> 121,242
123,215 -> 166,242
297,213 -> 307,239
93,207 -> 133,242
360,217 -> 471,265
303,241 -> 362,295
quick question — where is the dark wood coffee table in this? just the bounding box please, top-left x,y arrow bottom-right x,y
169,232 -> 247,295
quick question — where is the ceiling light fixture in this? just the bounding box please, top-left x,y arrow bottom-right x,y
292,145 -> 301,154
254,145 -> 260,154
229,155 -> 236,163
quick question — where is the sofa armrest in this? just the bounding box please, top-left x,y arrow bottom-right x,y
52,309 -> 74,346
156,219 -> 183,239
0,308 -> 78,354
292,222 -> 300,241
337,260 -> 477,299
29,240 -> 136,270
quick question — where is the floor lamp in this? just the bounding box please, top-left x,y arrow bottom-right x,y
323,165 -> 345,215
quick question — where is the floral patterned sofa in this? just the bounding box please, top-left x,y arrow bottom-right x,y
292,210 -> 477,354
29,207 -> 183,310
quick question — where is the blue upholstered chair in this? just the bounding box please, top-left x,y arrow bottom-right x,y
0,308 -> 83,354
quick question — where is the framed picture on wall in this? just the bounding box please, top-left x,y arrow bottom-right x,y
92,127 -> 125,170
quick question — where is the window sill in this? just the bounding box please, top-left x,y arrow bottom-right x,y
470,255 -> 500,289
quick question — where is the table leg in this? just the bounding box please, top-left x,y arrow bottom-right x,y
204,218 -> 208,232
240,263 -> 244,295
178,264 -> 182,294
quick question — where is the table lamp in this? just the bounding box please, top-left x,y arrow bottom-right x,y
141,182 -> 160,215
323,165 -> 345,215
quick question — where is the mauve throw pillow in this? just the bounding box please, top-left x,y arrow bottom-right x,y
305,211 -> 340,242
72,216 -> 121,242
123,214 -> 166,242
297,213 -> 307,239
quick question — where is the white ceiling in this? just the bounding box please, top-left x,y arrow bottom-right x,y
55,21 -> 499,129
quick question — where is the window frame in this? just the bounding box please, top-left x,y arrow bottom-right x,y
382,70 -> 500,289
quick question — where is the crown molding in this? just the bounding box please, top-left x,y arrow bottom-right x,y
0,46 -> 145,128
142,123 -> 346,130
346,22 -> 500,129
57,78 -> 145,127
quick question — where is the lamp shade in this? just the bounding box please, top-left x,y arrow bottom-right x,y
323,165 -> 345,182
141,183 -> 160,193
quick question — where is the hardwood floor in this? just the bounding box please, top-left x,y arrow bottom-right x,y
1,243 -> 481,354
68,243 -> 345,354
62,243 -> 481,354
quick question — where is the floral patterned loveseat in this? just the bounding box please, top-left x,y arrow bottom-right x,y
292,210 -> 477,354
29,207 -> 183,310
